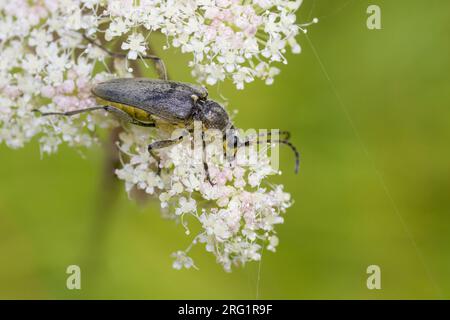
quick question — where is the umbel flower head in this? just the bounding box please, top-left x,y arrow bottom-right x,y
102,0 -> 313,88
116,126 -> 292,271
0,0 -> 312,270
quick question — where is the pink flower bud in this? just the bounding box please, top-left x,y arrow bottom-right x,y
4,86 -> 21,99
41,85 -> 55,98
62,80 -> 75,94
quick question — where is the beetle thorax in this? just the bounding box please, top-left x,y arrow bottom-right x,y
195,100 -> 232,132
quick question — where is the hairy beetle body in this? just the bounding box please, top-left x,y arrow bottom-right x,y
94,97 -> 154,122
92,78 -> 208,123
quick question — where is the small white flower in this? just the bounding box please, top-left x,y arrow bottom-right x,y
171,251 -> 197,270
175,197 -> 197,216
105,17 -> 128,41
121,33 -> 147,60
267,235 -> 279,252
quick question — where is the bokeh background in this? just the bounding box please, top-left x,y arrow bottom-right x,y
1,0 -> 449,299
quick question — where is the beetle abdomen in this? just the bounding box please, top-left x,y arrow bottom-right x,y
96,97 -> 153,122
92,78 -> 207,122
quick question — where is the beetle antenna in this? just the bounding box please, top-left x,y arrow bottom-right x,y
277,139 -> 300,174
239,136 -> 300,174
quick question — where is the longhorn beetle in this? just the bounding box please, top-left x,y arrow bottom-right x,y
34,36 -> 299,183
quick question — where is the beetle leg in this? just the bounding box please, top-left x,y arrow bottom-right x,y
222,133 -> 238,166
33,106 -> 107,117
147,134 -> 187,174
201,131 -> 214,185
83,35 -> 168,80
104,106 -> 155,127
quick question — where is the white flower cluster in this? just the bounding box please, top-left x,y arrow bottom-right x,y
115,126 -> 291,271
0,0 -> 115,153
0,0 -> 312,151
100,0 -> 309,88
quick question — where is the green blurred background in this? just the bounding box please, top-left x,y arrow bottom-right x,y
1,0 -> 449,299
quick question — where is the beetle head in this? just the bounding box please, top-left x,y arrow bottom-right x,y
197,100 -> 232,132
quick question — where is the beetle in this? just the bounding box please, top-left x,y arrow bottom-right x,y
34,37 -> 299,182
36,77 -> 299,180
